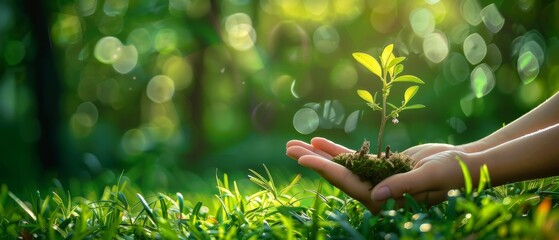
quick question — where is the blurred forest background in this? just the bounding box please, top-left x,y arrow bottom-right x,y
1,0 -> 558,193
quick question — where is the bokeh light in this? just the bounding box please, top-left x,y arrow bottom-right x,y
147,75 -> 175,103
461,0 -> 482,26
463,33 -> 487,65
154,28 -> 178,54
121,129 -> 148,155
225,13 -> 256,51
480,3 -> 504,33
103,0 -> 128,16
410,8 -> 435,37
293,108 -> 319,134
517,51 -> 539,84
470,63 -> 495,98
344,110 -> 360,133
330,59 -> 358,90
77,0 -> 97,16
313,25 -> 340,54
94,36 -> 123,64
443,53 -> 469,85
112,45 -> 138,74
74,101 -> 99,127
423,31 -> 449,63
369,1 -> 397,33
162,56 -> 193,90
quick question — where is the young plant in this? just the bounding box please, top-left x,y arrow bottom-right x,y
352,44 -> 425,158
332,44 -> 425,185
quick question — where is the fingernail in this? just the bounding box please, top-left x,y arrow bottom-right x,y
373,186 -> 391,201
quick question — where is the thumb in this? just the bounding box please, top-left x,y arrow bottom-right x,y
370,168 -> 430,202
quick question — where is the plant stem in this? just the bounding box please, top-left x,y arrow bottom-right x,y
377,82 -> 388,159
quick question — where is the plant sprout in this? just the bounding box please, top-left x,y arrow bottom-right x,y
352,44 -> 425,158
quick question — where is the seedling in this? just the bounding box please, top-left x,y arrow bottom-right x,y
332,44 -> 425,185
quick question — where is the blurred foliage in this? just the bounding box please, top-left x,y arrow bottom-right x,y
1,0 -> 559,190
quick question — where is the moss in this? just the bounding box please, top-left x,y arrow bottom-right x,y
331,140 -> 413,186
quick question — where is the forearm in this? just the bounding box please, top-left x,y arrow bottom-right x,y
470,123 -> 559,187
460,91 -> 559,153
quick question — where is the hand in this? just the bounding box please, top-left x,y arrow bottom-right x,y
286,137 -> 382,211
403,143 -> 460,167
370,150 -> 476,208
287,138 -> 474,212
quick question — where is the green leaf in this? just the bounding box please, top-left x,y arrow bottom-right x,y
8,191 -> 37,222
386,102 -> 398,109
352,52 -> 382,78
137,193 -> 156,224
457,156 -> 473,196
381,44 -> 394,67
477,164 -> 491,195
403,86 -> 419,105
392,75 -> 425,84
403,104 -> 425,110
387,56 -> 406,70
394,64 -> 404,77
357,90 -> 374,104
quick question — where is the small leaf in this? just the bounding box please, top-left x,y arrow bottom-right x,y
403,104 -> 425,110
381,44 -> 394,67
352,52 -> 382,78
394,64 -> 404,76
357,90 -> 374,104
387,57 -> 406,70
404,86 -> 419,105
392,75 -> 424,84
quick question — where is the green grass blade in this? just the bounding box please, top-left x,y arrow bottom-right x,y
456,156 -> 473,196
137,193 -> 156,225
8,191 -> 36,222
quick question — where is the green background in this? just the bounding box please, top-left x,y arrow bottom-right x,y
1,0 -> 557,193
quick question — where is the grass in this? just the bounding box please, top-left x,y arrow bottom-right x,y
1,165 -> 559,239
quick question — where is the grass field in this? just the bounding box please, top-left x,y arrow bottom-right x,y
1,165 -> 558,239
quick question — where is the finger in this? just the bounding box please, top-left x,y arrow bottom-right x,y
370,168 -> 436,202
286,140 -> 332,159
402,145 -> 423,156
310,137 -> 354,156
286,140 -> 310,149
286,146 -> 327,160
298,155 -> 373,203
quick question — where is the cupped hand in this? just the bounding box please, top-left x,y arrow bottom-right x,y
370,150 -> 475,208
286,137 -> 381,211
403,143 -> 461,167
287,138 -> 474,212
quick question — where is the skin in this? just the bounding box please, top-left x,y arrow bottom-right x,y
286,92 -> 559,213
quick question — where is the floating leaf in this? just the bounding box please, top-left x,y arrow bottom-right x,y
404,86 -> 419,105
352,52 -> 382,78
381,44 -> 394,67
357,90 -> 374,104
392,75 -> 425,84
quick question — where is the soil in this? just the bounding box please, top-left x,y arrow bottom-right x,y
331,140 -> 414,186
